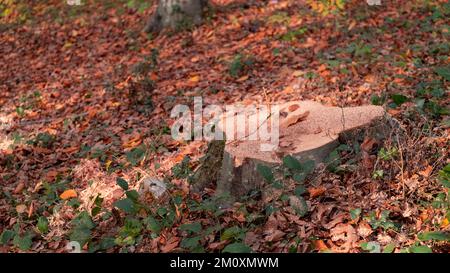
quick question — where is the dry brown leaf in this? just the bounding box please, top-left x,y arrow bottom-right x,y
330,224 -> 358,253
357,221 -> 373,238
209,240 -> 228,250
160,237 -> 180,253
237,75 -> 249,82
13,182 -> 25,194
16,204 -> 27,214
34,147 -> 52,154
265,230 -> 285,242
361,137 -> 377,152
45,170 -> 58,182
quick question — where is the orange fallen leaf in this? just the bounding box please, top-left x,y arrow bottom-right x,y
314,240 -> 329,251
60,189 -> 77,200
150,72 -> 158,81
189,75 -> 200,82
309,186 -> 326,198
122,133 -> 142,149
28,201 -> 34,218
348,20 -> 357,31
237,75 -> 249,82
62,146 -> 79,154
419,165 -> 433,178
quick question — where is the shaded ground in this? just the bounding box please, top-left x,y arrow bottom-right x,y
0,0 -> 449,253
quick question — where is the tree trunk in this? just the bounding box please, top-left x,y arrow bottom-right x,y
144,0 -> 207,32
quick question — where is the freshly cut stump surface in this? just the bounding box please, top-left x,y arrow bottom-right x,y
212,100 -> 392,201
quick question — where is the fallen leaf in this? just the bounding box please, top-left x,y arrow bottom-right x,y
189,75 -> 200,82
209,240 -> 228,250
34,147 -> 52,154
122,133 -> 142,149
314,240 -> 329,251
348,20 -> 357,30
27,201 -> 34,218
160,237 -> 180,253
330,224 -> 357,253
308,186 -> 326,198
16,204 -> 27,214
265,230 -> 285,242
237,75 -> 249,82
419,165 -> 433,178
13,182 -> 25,194
60,189 -> 77,200
62,146 -> 79,154
45,170 -> 58,181
357,221 -> 373,237
361,137 -> 377,152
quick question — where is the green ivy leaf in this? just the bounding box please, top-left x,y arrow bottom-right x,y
144,216 -> 161,234
222,242 -> 252,253
0,230 -> 15,245
180,236 -> 201,250
114,198 -> 136,214
116,178 -> 129,191
72,211 -> 95,230
294,185 -> 306,196
37,216 -> 49,234
257,164 -> 273,182
179,222 -> 202,234
409,245 -> 432,253
293,172 -> 306,183
350,208 -> 362,220
438,164 -> 450,188
283,155 -> 302,170
435,66 -> 450,81
13,233 -> 33,251
360,241 -> 381,253
125,190 -> 139,202
221,226 -> 243,241
418,231 -> 450,242
391,94 -> 408,106
70,227 -> 92,247
383,243 -> 395,253
70,211 -> 95,246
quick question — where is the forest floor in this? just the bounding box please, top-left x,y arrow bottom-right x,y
0,0 -> 449,253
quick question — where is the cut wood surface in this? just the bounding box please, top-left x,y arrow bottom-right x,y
213,100 -> 394,201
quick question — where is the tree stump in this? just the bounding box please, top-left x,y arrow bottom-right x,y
144,0 -> 207,32
193,101 -> 397,205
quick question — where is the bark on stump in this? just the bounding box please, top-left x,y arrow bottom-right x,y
144,0 -> 206,32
